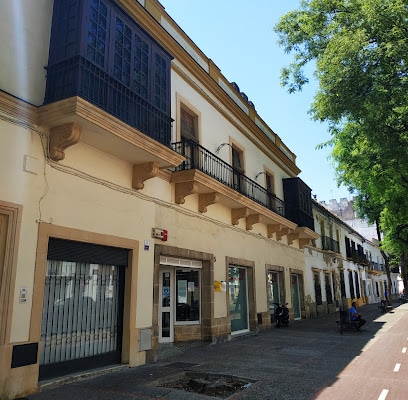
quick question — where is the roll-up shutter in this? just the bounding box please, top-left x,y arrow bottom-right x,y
47,238 -> 129,266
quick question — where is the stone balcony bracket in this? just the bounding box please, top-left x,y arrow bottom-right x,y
299,238 -> 311,249
132,162 -> 160,190
246,214 -> 263,231
231,208 -> 250,225
175,181 -> 198,204
199,192 -> 219,213
276,228 -> 292,241
267,224 -> 283,238
287,232 -> 300,245
49,122 -> 82,161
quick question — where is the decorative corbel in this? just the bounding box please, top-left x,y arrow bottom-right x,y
199,192 -> 219,213
175,181 -> 198,204
246,214 -> 262,231
276,228 -> 291,241
267,224 -> 282,238
231,208 -> 249,225
299,238 -> 311,249
49,123 -> 81,161
132,162 -> 159,190
287,232 -> 299,245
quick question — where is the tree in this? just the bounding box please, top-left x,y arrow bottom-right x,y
275,0 -> 408,292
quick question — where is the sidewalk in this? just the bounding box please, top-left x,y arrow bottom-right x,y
24,301 -> 407,400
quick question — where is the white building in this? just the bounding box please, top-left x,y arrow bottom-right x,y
303,201 -> 399,318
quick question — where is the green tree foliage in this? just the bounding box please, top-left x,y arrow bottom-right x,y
275,0 -> 408,289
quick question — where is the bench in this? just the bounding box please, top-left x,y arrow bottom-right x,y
378,300 -> 393,313
336,310 -> 360,334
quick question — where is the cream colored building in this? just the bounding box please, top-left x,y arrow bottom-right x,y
304,201 -> 399,318
0,0 -> 319,398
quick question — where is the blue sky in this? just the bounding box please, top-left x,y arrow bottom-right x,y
159,0 -> 352,202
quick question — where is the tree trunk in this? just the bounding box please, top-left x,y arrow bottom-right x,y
401,252 -> 407,295
375,219 -> 392,304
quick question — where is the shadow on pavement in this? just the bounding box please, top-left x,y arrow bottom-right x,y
25,301 -> 407,400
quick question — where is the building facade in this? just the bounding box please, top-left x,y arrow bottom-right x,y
303,201 -> 399,319
0,0 -> 319,398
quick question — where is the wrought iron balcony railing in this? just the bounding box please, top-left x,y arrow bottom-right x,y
321,236 -> 340,253
171,140 -> 286,218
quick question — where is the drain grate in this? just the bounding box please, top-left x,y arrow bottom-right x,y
159,371 -> 255,399
165,362 -> 200,369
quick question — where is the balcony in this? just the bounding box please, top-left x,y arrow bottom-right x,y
172,140 -> 286,215
321,236 -> 340,253
171,140 -> 319,245
38,56 -> 184,169
43,56 -> 172,146
347,252 -> 370,267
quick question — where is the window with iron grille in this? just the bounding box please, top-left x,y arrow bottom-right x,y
349,270 -> 355,299
325,274 -> 333,304
46,0 -> 172,143
355,271 -> 360,298
314,272 -> 322,305
340,270 -> 346,297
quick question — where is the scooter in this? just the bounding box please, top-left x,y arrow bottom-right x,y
274,302 -> 289,328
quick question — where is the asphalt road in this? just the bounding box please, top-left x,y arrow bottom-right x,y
25,301 -> 408,400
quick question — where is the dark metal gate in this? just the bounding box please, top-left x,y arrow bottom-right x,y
39,239 -> 127,380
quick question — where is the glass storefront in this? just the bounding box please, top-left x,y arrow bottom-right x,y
229,266 -> 249,333
175,269 -> 200,322
292,274 -> 301,319
267,271 -> 280,320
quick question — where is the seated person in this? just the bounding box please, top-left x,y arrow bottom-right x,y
349,301 -> 366,329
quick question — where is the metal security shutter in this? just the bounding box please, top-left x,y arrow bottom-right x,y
47,238 -> 129,266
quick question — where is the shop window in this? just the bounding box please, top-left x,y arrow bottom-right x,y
267,271 -> 281,316
175,269 -> 200,323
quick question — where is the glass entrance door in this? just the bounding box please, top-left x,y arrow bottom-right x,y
229,266 -> 249,334
291,274 -> 301,320
268,271 -> 280,322
159,269 -> 174,343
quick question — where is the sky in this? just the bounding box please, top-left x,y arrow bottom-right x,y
159,0 -> 353,203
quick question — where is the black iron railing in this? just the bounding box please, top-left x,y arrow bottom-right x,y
172,140 -> 286,217
371,262 -> 386,271
321,236 -> 340,253
44,56 -> 172,146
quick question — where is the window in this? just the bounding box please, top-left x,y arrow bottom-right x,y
325,274 -> 333,304
320,220 -> 326,237
180,107 -> 198,142
265,172 -> 275,194
267,271 -> 281,315
231,145 -> 244,193
86,0 -> 108,67
314,272 -> 322,305
265,172 -> 277,211
47,0 -> 172,116
175,269 -> 200,323
349,270 -> 355,299
355,271 -> 360,298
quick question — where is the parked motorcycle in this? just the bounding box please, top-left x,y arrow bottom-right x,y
274,302 -> 289,328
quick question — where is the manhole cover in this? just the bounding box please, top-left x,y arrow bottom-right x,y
159,372 -> 255,399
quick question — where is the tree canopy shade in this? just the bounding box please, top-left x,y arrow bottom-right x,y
275,0 -> 408,290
